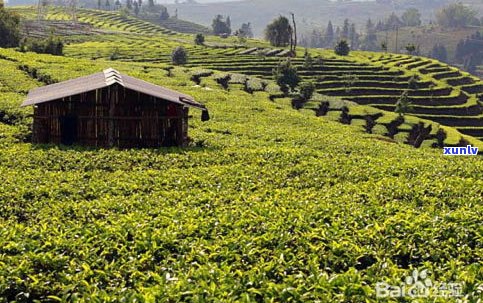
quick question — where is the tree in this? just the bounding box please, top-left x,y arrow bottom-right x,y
408,75 -> 419,89
160,6 -> 169,20
310,29 -> 323,48
455,31 -> 482,67
272,59 -> 300,95
335,40 -> 350,56
133,1 -> 139,15
171,46 -> 187,65
431,44 -> 447,62
464,54 -> 480,75
238,22 -> 253,38
436,3 -> 478,28
22,35 -> 64,56
114,0 -> 121,9
325,21 -> 334,47
303,48 -> 313,69
0,8 -> 20,48
299,82 -> 315,102
265,16 -> 292,47
226,16 -> 231,29
361,18 -> 378,51
212,15 -> 231,35
148,0 -> 154,7
98,0 -> 101,9
401,8 -> 421,27
385,12 -> 403,30
405,43 -> 416,55
349,23 -> 359,49
126,0 -> 132,10
395,91 -> 413,117
194,33 -> 205,45
381,41 -> 388,52
341,18 -> 350,40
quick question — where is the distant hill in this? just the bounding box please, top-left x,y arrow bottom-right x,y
164,0 -> 482,37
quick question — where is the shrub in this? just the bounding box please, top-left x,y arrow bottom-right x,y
171,46 -> 188,65
395,91 -> 413,117
109,47 -> 120,60
272,59 -> 300,96
335,40 -> 350,56
408,75 -> 419,89
299,82 -> 315,102
316,101 -> 330,116
339,106 -> 351,124
364,115 -> 376,134
303,49 -> 314,69
21,35 -> 64,56
214,74 -> 231,90
190,70 -> 213,85
435,128 -> 447,147
194,33 -> 205,46
0,8 -> 20,48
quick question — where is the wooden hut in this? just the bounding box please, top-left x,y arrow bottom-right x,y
22,68 -> 209,148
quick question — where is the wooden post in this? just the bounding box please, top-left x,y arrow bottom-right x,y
290,13 -> 297,56
108,85 -> 117,147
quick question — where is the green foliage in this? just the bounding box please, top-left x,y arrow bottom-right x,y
0,7 -> 20,48
194,33 -> 205,45
265,16 -> 292,47
109,47 -> 121,60
408,75 -> 419,90
334,40 -> 350,56
159,6 -> 169,21
401,8 -> 421,27
214,73 -> 231,90
272,59 -> 300,95
343,74 -> 358,93
395,91 -> 414,117
171,46 -> 188,65
405,43 -> 417,55
212,14 -> 231,35
0,9 -> 482,301
303,48 -> 314,70
436,3 -> 479,28
299,81 -> 315,102
237,22 -> 253,39
20,35 -> 64,56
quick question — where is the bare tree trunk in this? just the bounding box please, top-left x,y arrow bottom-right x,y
291,12 -> 297,56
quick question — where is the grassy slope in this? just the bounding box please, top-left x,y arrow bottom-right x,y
0,7 -> 482,302
0,50 -> 482,302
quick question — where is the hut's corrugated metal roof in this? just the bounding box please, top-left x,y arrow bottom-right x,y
22,68 -> 205,110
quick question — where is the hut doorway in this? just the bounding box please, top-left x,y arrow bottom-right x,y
60,114 -> 78,145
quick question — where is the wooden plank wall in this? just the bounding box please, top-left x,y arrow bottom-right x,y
32,85 -> 189,148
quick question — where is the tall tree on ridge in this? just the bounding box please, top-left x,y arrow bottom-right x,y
265,16 -> 292,47
326,20 -> 334,47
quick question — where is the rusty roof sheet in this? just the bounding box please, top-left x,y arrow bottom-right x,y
22,68 -> 205,110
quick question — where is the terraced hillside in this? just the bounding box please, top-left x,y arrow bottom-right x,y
7,6 -> 483,146
1,6 -> 483,302
143,16 -> 212,35
1,48 -> 482,303
182,52 -> 483,141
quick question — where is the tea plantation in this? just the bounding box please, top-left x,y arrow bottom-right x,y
0,6 -> 482,303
